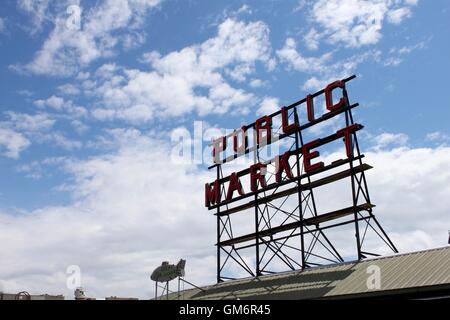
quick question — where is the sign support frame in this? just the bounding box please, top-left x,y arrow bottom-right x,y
209,75 -> 398,282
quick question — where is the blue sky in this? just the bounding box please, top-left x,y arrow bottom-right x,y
1,0 -> 450,299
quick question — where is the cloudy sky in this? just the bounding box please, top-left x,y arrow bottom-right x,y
0,0 -> 450,299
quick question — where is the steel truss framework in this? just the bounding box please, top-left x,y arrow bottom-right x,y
208,76 -> 398,283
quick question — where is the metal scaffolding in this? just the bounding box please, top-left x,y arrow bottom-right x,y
207,75 -> 398,282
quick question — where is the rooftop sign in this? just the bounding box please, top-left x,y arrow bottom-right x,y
205,75 -> 398,282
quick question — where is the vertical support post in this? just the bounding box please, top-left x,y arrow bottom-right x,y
166,281 -> 169,300
216,164 -> 221,283
293,109 -> 306,269
343,87 -> 362,260
255,200 -> 260,276
254,130 -> 261,276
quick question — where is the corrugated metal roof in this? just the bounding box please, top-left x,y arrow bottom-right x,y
173,246 -> 450,300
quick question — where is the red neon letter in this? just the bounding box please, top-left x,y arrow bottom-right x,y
250,163 -> 267,192
276,151 -> 294,183
255,116 -> 272,145
336,124 -> 360,158
302,139 -> 324,173
281,107 -> 299,134
233,126 -> 248,154
205,180 -> 221,207
226,173 -> 245,201
325,80 -> 346,112
307,94 -> 315,122
212,136 -> 227,163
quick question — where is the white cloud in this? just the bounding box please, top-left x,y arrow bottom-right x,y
384,40 -> 428,66
57,84 -> 81,96
225,64 -> 254,82
71,120 -> 89,134
16,17 -> 271,124
309,0 -> 419,48
34,95 -> 65,109
313,143 -> 450,255
278,1 -> 421,91
249,79 -> 267,88
293,0 -> 308,13
16,0 -> 163,76
16,90 -> 34,97
0,126 -> 31,159
303,28 -> 321,50
34,95 -> 87,117
114,104 -> 154,123
2,107 -> 83,152
383,57 -> 403,67
91,18 -> 272,122
0,113 -> 72,157
209,3 -> 253,28
236,4 -> 252,15
0,131 -> 215,298
257,97 -> 279,116
76,71 -> 90,80
397,42 -> 426,54
121,105 -> 153,123
95,63 -> 119,79
302,77 -> 322,91
16,157 -> 68,180
387,7 -> 412,24
366,146 -> 450,242
277,38 -> 333,74
370,132 -> 409,150
10,128 -> 83,151
426,131 -> 450,144
17,0 -> 52,34
47,132 -> 83,150
1,130 -> 449,298
277,38 -> 381,91
5,112 -> 56,131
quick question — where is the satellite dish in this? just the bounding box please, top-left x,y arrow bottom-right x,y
151,259 -> 186,283
151,259 -> 205,300
15,291 -> 31,300
74,287 -> 95,300
74,287 -> 86,300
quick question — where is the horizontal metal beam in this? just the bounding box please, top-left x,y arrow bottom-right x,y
215,163 -> 372,216
233,214 -> 374,251
218,203 -> 375,246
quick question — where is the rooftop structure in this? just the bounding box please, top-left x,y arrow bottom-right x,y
169,246 -> 450,300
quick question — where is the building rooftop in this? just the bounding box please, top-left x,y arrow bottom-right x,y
172,246 -> 450,300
